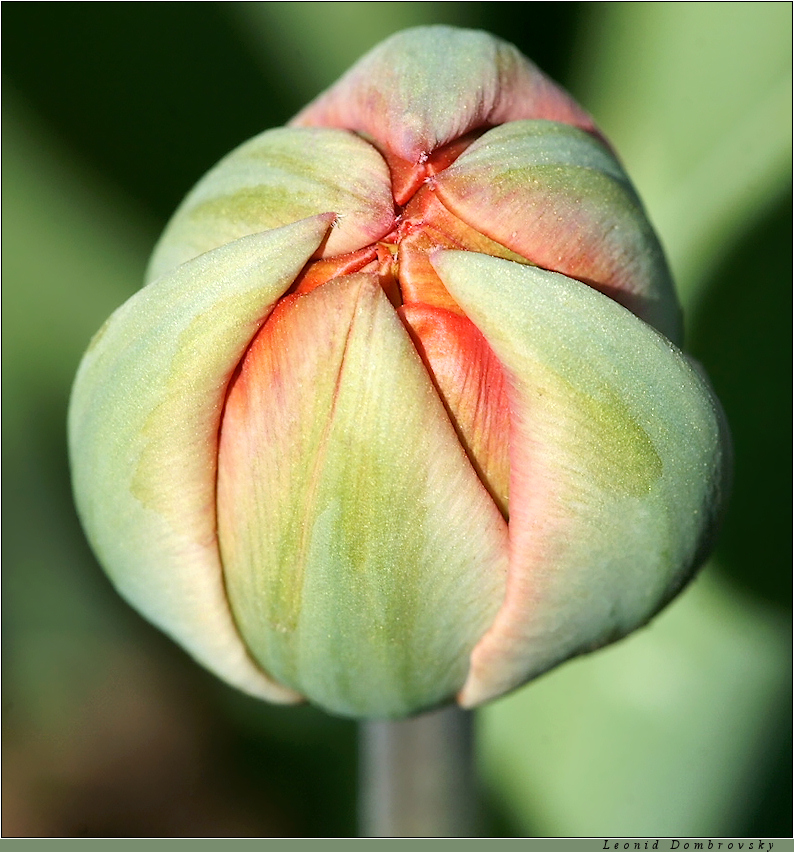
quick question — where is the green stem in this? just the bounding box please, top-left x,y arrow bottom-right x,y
358,704 -> 479,837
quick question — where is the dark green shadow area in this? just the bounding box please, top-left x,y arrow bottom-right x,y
468,2 -> 584,86
2,2 -> 292,222
688,192 -> 792,610
687,191 -> 793,838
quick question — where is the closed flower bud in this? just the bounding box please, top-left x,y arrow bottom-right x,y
68,26 -> 730,719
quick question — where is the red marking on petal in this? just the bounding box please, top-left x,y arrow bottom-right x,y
399,303 -> 510,517
398,229 -> 464,314
381,149 -> 429,206
425,130 -> 487,177
291,245 -> 378,295
392,184 -> 531,315
379,131 -> 485,206
404,187 -> 527,262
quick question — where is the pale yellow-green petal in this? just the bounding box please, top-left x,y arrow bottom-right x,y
432,251 -> 729,707
68,215 -> 334,702
216,273 -> 509,718
146,127 -> 394,283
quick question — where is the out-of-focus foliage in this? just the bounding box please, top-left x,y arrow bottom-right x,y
570,2 -> 791,311
2,2 -> 790,837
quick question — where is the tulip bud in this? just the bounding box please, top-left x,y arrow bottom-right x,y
68,26 -> 730,718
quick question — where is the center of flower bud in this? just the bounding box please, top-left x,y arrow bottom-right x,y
387,167 -> 512,522
290,130 -> 522,312
257,135 -> 514,519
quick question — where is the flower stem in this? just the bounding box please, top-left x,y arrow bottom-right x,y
357,704 -> 479,837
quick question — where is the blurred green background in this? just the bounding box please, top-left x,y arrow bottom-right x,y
3,2 -> 791,838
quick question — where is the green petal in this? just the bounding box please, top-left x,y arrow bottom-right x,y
292,26 -> 596,163
216,273 -> 508,718
68,215 -> 334,702
432,251 -> 730,707
147,127 -> 394,283
433,121 -> 683,343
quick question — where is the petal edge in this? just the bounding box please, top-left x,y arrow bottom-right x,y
69,216 -> 334,702
431,251 -> 729,706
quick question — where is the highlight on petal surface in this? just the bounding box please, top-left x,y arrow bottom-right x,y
431,251 -> 729,707
433,121 -> 683,343
217,273 -> 509,718
147,127 -> 395,283
68,215 -> 335,702
292,26 -> 597,164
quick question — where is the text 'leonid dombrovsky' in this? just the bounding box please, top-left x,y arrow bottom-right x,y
604,842 -> 774,850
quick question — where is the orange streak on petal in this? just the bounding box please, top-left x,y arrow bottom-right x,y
292,245 -> 378,295
404,187 -> 530,263
381,131 -> 485,206
425,130 -> 487,176
380,149 -> 428,206
398,229 -> 464,314
400,304 -> 510,518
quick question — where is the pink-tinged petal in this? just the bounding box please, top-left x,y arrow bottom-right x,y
433,121 -> 683,343
216,273 -> 508,718
69,215 -> 335,703
291,26 -> 597,165
379,131 -> 490,206
147,127 -> 395,283
432,252 -> 729,707
402,186 -> 531,266
399,304 -> 511,518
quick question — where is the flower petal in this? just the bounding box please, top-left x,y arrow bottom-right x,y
147,127 -> 395,283
68,215 -> 335,702
432,251 -> 730,707
433,121 -> 683,343
399,303 -> 511,518
217,273 -> 509,718
292,26 -> 597,164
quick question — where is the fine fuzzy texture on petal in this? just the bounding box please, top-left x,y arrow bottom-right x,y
69,216 -> 334,702
146,127 -> 395,283
292,26 -> 597,164
432,251 -> 729,707
433,121 -> 683,343
217,273 -> 508,718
